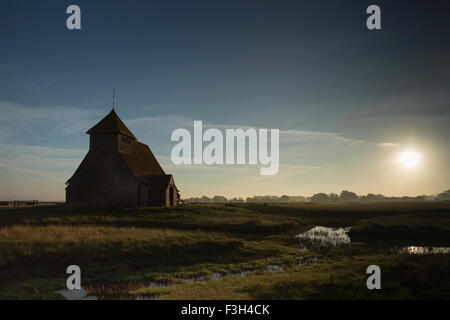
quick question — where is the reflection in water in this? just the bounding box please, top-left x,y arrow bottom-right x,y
267,264 -> 283,272
229,270 -> 252,278
296,226 -> 351,250
211,272 -> 223,279
147,282 -> 170,288
135,295 -> 155,300
184,270 -> 255,283
298,256 -> 318,265
296,226 -> 450,255
400,246 -> 450,255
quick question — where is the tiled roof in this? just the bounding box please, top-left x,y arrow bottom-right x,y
87,109 -> 136,139
119,141 -> 165,176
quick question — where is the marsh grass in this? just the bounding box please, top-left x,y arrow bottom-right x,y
132,253 -> 450,300
0,225 -> 242,267
0,202 -> 449,299
0,204 -> 302,235
348,213 -> 450,246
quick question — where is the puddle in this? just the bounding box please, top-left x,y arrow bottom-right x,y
55,266 -> 281,300
180,266 -> 279,284
267,264 -> 283,272
184,270 -> 251,282
296,226 -> 351,250
296,226 -> 450,257
398,246 -> 450,255
183,275 -> 208,283
146,281 -> 170,288
134,282 -> 170,300
228,270 -> 252,278
298,256 -> 318,265
135,295 -> 154,300
210,272 -> 223,280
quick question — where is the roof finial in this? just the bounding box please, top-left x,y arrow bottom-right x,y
112,88 -> 116,110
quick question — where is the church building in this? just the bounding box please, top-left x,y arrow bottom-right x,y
66,109 -> 180,207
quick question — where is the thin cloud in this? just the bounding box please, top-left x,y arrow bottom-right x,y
377,142 -> 400,148
0,100 -> 101,139
126,115 -> 367,146
0,143 -> 84,182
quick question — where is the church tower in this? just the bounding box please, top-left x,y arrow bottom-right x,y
87,109 -> 136,155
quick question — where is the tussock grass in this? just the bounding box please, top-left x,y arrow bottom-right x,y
0,204 -> 303,235
0,225 -> 242,267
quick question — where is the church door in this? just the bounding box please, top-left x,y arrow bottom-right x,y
139,184 -> 149,207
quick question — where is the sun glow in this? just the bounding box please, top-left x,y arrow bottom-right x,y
398,151 -> 421,168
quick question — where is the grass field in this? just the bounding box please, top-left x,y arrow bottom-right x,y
0,202 -> 449,299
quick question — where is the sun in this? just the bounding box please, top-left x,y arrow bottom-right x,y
398,151 -> 421,168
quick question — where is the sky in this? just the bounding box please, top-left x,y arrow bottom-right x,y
0,0 -> 449,200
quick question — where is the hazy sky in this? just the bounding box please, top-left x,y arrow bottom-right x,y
0,0 -> 449,200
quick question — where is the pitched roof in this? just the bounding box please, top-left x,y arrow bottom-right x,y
66,142 -> 167,184
87,109 -> 136,139
119,141 -> 165,176
146,175 -> 174,190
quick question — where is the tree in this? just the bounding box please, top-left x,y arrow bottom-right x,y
310,193 -> 330,202
361,193 -> 377,201
200,196 -> 212,203
329,193 -> 339,202
436,190 -> 450,201
340,190 -> 359,202
229,197 -> 245,203
212,195 -> 228,203
375,194 -> 387,200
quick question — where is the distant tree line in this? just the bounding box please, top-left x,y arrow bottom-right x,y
183,189 -> 450,204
